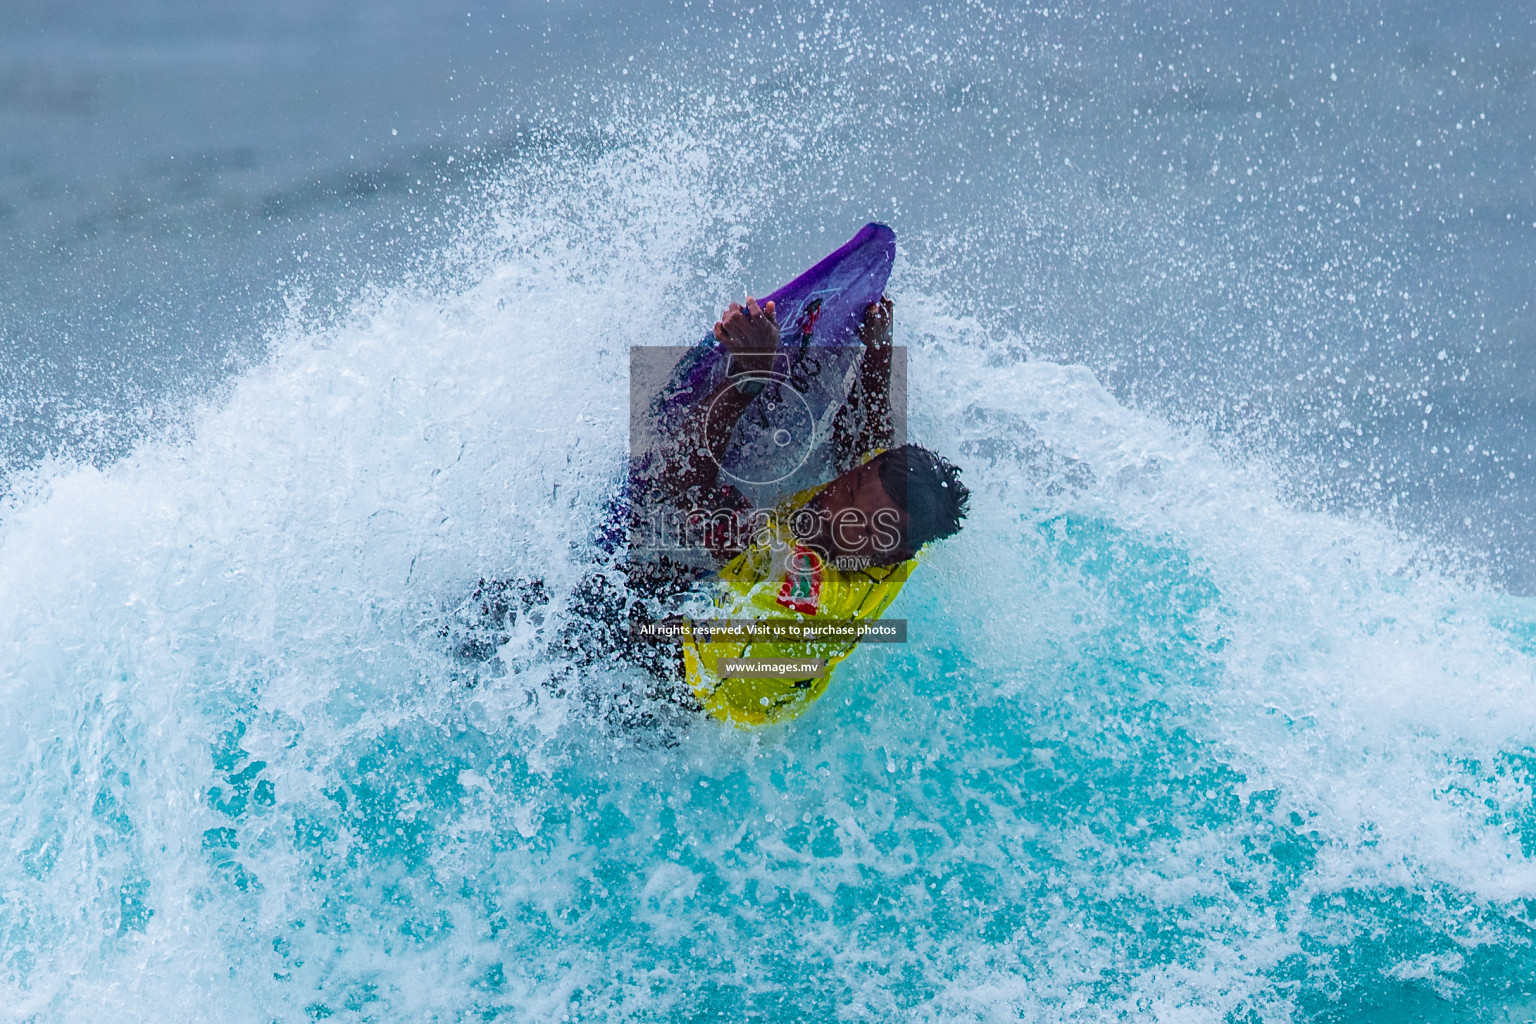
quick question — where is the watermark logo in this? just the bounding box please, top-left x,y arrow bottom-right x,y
702,367 -> 817,488
628,342 -> 907,569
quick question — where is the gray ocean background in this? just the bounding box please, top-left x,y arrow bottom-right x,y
3,0 -> 1533,590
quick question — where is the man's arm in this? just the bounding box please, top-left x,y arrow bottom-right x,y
642,297 -> 781,508
829,298 -> 895,472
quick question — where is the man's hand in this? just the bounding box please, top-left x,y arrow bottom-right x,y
858,297 -> 893,348
714,297 -> 779,374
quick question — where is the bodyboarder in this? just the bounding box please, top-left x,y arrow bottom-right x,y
626,293 -> 969,725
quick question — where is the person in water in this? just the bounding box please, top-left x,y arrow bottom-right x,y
624,294 -> 970,725
449,294 -> 968,731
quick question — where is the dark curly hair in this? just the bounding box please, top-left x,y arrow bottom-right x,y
874,444 -> 970,552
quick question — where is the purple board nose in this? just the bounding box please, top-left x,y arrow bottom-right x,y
651,221 -> 896,418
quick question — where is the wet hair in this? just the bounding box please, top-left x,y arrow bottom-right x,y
875,444 -> 970,553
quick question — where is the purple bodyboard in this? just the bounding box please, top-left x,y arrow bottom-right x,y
637,223 -> 896,506
656,223 -> 895,418
756,221 -> 896,348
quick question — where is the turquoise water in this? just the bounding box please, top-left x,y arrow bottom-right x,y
6,2 -> 1536,1020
